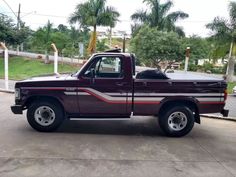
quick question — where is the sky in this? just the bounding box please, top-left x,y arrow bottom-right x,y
0,0 -> 232,37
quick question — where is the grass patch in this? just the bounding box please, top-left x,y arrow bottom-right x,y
228,82 -> 236,94
0,56 -> 79,80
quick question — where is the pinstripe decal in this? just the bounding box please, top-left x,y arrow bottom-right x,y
134,93 -> 222,97
22,87 -> 225,105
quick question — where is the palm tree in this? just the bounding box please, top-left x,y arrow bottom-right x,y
69,0 -> 120,54
206,1 -> 236,82
131,0 -> 188,35
106,7 -> 120,47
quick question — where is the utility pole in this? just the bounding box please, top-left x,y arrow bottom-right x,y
16,3 -> 21,54
123,33 -> 126,53
17,4 -> 21,29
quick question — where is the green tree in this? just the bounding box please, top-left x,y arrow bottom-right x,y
51,32 -> 70,55
180,36 -> 210,64
206,1 -> 236,81
30,21 -> 54,63
57,24 -> 68,33
0,14 -> 30,49
131,0 -> 188,36
97,39 -> 109,52
0,15 -> 16,44
69,0 -> 120,54
130,25 -> 183,68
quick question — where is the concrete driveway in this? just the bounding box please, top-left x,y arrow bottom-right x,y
0,92 -> 236,177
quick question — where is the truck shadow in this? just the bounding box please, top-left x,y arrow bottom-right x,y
56,116 -> 165,136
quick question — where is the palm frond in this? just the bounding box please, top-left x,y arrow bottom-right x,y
131,0 -> 188,32
166,11 -> 189,23
159,1 -> 173,17
206,17 -> 231,41
131,10 -> 149,23
229,1 -> 236,28
143,0 -> 160,9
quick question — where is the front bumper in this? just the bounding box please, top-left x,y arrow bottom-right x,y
11,105 -> 23,114
221,109 -> 229,117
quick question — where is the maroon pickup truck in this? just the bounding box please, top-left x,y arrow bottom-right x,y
11,51 -> 229,137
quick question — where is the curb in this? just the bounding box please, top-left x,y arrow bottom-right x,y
202,114 -> 236,122
0,89 -> 14,94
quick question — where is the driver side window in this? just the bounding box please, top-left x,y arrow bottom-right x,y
84,56 -> 122,78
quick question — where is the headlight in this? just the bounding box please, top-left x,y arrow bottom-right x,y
15,88 -> 21,100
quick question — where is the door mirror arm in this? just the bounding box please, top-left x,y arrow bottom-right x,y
90,68 -> 96,84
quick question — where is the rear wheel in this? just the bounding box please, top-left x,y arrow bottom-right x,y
27,100 -> 64,132
159,106 -> 195,137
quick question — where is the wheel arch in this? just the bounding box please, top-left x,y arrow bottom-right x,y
158,98 -> 200,124
24,95 -> 65,114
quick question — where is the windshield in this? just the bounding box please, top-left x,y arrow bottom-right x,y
71,55 -> 95,77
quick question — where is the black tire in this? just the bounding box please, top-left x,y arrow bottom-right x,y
159,106 -> 195,137
27,100 -> 64,132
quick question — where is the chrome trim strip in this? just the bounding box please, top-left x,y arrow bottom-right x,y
64,92 -> 77,96
77,92 -> 90,96
134,97 -> 165,101
70,118 -> 130,121
197,98 -> 221,102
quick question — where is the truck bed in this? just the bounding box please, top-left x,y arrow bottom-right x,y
166,72 -> 223,81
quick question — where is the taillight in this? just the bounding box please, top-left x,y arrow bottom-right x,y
224,89 -> 228,101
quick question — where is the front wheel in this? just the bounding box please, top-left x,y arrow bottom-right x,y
159,106 -> 195,137
27,100 -> 64,132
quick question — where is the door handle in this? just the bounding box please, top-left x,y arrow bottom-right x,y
142,82 -> 148,87
116,82 -> 127,86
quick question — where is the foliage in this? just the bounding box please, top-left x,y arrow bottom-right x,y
51,32 -> 70,54
0,15 -> 30,46
227,82 -> 236,94
130,25 -> 183,67
188,63 -> 198,72
180,35 -> 211,62
131,0 -> 188,36
69,0 -> 120,53
27,22 -> 90,58
0,15 -> 15,44
206,1 -> 236,81
96,39 -> 109,52
202,62 -> 214,72
0,57 -> 79,80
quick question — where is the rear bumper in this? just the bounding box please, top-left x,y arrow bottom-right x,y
11,105 -> 23,114
221,109 -> 229,117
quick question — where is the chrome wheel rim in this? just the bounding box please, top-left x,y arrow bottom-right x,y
34,106 -> 55,126
168,112 -> 188,131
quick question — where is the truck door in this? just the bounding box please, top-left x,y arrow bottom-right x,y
77,55 -> 132,117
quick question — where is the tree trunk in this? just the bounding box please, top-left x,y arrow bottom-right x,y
87,25 -> 97,54
109,27 -> 112,48
93,25 -> 97,53
226,42 -> 235,82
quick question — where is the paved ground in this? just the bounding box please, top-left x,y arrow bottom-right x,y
224,95 -> 236,117
0,79 -> 15,91
0,92 -> 236,177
